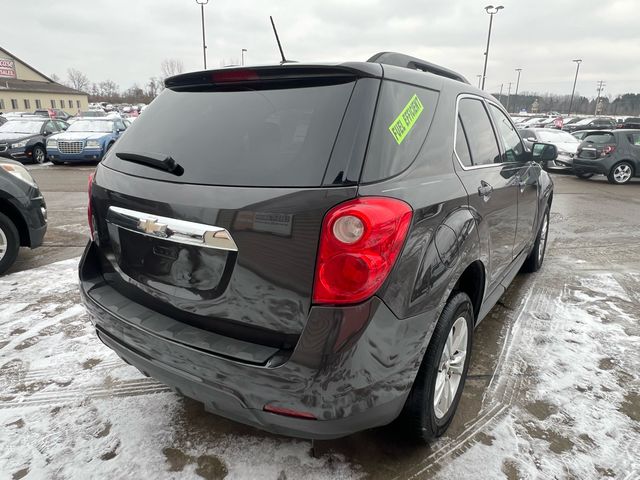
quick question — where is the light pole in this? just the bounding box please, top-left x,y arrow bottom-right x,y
514,68 -> 522,112
196,0 -> 209,70
481,5 -> 504,90
241,48 -> 247,66
568,59 -> 582,115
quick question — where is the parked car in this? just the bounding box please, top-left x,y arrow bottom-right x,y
519,128 -> 579,170
0,118 -> 68,164
520,116 -> 547,128
33,108 -> 72,121
563,117 -> 616,133
47,118 -> 127,164
0,116 -> 6,126
618,117 -> 640,129
574,130 -> 640,184
79,53 -> 556,442
0,158 -> 47,274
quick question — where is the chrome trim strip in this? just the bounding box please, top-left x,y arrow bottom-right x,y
107,206 -> 238,252
453,93 -> 521,171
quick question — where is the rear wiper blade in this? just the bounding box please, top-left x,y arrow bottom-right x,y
115,151 -> 183,175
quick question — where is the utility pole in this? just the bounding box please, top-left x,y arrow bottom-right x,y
499,83 -> 504,104
514,68 -> 522,113
568,59 -> 582,115
594,80 -> 606,115
195,0 -> 209,69
481,5 -> 504,90
505,82 -> 512,113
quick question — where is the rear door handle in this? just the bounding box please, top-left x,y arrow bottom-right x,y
478,181 -> 493,198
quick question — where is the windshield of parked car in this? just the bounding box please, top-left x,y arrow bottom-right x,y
67,120 -> 114,132
0,120 -> 43,134
537,130 -> 579,143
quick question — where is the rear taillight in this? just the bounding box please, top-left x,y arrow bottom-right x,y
87,172 -> 94,240
211,69 -> 259,83
313,197 -> 413,305
601,145 -> 616,157
263,404 -> 316,420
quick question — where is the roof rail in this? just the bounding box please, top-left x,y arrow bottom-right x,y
367,52 -> 470,85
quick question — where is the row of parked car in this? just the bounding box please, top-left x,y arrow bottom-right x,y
0,113 -> 133,165
515,120 -> 640,184
512,115 -> 640,132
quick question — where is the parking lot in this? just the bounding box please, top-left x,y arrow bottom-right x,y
0,165 -> 637,479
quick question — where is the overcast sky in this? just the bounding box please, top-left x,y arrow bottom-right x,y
3,0 -> 638,97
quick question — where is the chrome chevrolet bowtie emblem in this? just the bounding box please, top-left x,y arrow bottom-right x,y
138,218 -> 168,236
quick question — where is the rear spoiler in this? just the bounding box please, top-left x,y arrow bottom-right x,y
367,52 -> 470,85
164,64 -> 382,90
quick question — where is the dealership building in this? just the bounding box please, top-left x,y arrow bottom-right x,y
0,46 -> 88,115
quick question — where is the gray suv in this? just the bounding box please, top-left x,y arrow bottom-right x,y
79,52 -> 556,441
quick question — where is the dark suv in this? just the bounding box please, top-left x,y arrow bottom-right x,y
574,130 -> 640,184
79,53 -> 555,441
0,158 -> 47,273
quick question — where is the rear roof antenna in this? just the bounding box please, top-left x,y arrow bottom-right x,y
270,16 -> 295,64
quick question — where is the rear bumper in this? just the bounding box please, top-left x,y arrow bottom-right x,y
573,158 -> 608,175
79,242 -> 431,439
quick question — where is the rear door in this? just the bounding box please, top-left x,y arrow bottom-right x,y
91,66 -> 380,345
454,96 -> 518,292
488,103 -> 539,257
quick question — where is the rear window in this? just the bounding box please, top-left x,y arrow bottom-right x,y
361,80 -> 438,182
105,81 -> 356,186
583,133 -> 616,144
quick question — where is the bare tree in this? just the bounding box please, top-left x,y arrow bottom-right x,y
161,59 -> 184,78
67,68 -> 90,92
146,77 -> 162,98
98,80 -> 119,100
50,73 -> 61,83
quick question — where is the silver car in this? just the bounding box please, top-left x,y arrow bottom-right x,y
519,128 -> 580,170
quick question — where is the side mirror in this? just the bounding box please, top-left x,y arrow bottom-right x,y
532,142 -> 557,162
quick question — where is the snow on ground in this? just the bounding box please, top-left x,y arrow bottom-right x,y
1,258 -> 638,479
432,273 -> 640,480
0,258 -> 362,480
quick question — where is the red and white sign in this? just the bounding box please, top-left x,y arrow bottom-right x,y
0,58 -> 17,78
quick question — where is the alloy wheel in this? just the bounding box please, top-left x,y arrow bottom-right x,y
0,227 -> 7,262
538,213 -> 549,263
434,316 -> 468,419
34,148 -> 46,164
613,164 -> 632,183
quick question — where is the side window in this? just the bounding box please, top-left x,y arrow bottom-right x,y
361,80 -> 439,182
489,104 -> 527,163
455,116 -> 473,167
458,98 -> 501,166
44,121 -> 58,134
629,133 -> 640,147
115,120 -> 126,131
56,120 -> 68,131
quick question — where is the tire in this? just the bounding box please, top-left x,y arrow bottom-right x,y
32,145 -> 47,164
0,212 -> 20,275
607,161 -> 634,185
521,207 -> 550,273
400,292 -> 474,442
576,172 -> 594,179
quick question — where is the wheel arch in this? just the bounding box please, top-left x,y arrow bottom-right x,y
0,198 -> 30,247
448,260 -> 485,323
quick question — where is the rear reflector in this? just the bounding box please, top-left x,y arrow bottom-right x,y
313,197 -> 413,305
87,172 -> 94,240
263,404 -> 317,420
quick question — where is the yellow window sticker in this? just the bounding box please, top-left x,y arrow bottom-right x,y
388,94 -> 424,144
